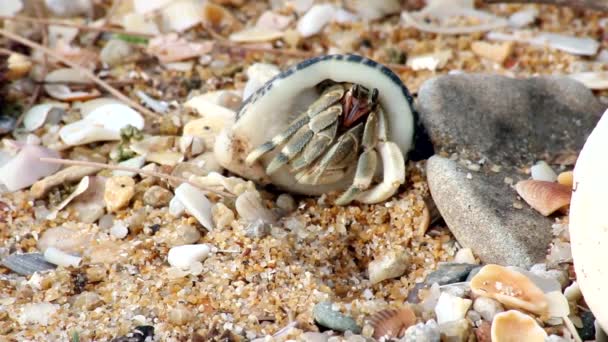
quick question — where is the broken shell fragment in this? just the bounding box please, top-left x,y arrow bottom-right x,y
491,310 -> 547,342
44,68 -> 100,101
43,246 -> 82,268
229,27 -> 284,43
6,52 -> 32,80
515,180 -> 572,216
0,145 -> 61,192
470,264 -> 548,315
174,183 -> 214,230
59,103 -> 144,146
235,190 -> 278,224
1,253 -> 56,276
22,103 -> 67,132
367,306 -> 416,340
167,244 -> 211,269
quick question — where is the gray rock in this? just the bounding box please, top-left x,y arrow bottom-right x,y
417,74 -> 604,166
400,319 -> 440,342
438,319 -> 471,342
425,263 -> 477,286
427,156 -> 552,268
244,219 -> 271,239
1,253 -> 56,275
508,266 -> 562,293
465,266 -> 483,281
473,297 -> 504,322
313,301 -> 361,334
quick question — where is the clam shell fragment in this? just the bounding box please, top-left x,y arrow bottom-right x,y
1,253 -> 56,275
367,306 -> 417,340
515,180 -> 571,216
491,310 -> 547,342
470,264 -> 548,315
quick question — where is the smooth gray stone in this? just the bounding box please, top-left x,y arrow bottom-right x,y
416,74 -> 604,166
313,301 -> 361,334
427,156 -> 552,268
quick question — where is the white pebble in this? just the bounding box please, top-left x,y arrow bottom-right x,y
235,191 -> 277,224
297,4 -> 335,38
167,244 -> 211,269
44,246 -> 82,268
110,221 -> 129,239
434,292 -> 472,324
169,196 -> 186,217
508,8 -> 538,28
531,161 -> 557,182
174,183 -> 214,230
18,302 -> 59,326
454,248 -> 477,264
473,296 -> 504,321
368,249 -> 410,284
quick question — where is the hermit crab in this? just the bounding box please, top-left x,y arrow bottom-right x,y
214,54 -> 415,204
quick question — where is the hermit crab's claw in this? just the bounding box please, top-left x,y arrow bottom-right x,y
355,141 -> 405,204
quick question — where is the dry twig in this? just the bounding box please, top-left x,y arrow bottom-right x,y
0,28 -> 161,119
0,15 -> 154,38
483,0 -> 608,11
39,157 -> 234,197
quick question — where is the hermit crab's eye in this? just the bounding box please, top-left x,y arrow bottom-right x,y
214,54 -> 415,205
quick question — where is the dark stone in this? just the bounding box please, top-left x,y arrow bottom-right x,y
578,311 -> 596,341
427,156 -> 553,268
112,326 -> 154,342
0,116 -> 16,135
425,262 -> 478,286
416,74 -> 604,166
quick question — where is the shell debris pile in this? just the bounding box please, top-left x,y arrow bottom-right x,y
0,0 -> 604,341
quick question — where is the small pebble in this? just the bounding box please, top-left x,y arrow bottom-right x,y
235,191 -> 277,224
212,202 -> 235,229
471,41 -> 513,64
167,244 -> 212,269
530,161 -> 558,182
301,332 -> 329,342
466,310 -> 482,326
37,226 -> 93,254
168,305 -> 194,325
313,302 -> 361,333
276,193 -> 296,213
425,263 -> 477,286
169,196 -> 186,217
434,292 -> 472,324
297,4 -> 335,38
473,297 -> 504,322
143,185 -> 173,208
100,39 -> 133,67
473,321 -> 491,342
104,176 -> 135,213
0,116 -> 16,135
368,249 -> 410,284
244,219 -> 270,239
438,319 -> 470,342
110,221 -> 129,239
174,183 -> 214,230
454,248 -> 476,264
98,214 -> 114,230
401,319 -> 440,342
172,224 -> 202,246
72,291 -> 103,311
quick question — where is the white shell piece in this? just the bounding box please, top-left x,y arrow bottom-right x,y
59,104 -> 144,145
174,183 -> 214,230
570,108 -> 608,331
44,246 -> 82,267
23,103 -> 67,132
214,55 -> 414,197
167,244 -> 211,269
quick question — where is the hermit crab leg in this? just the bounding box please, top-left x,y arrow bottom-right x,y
245,84 -> 345,167
290,121 -> 338,172
295,123 -> 363,185
265,105 -> 342,174
335,111 -> 380,205
354,108 -> 406,204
